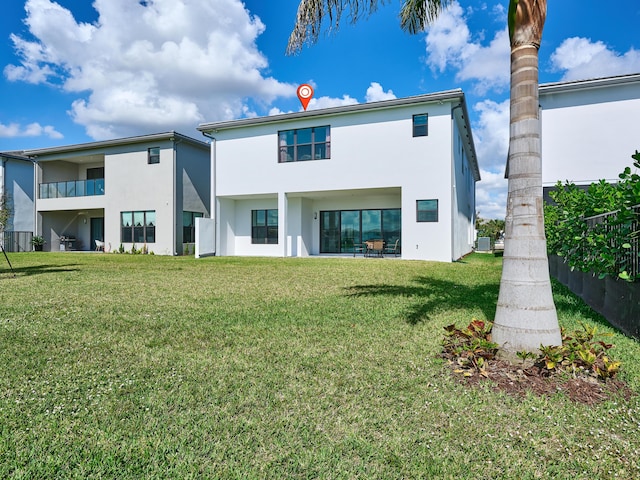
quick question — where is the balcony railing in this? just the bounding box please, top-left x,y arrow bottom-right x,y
39,178 -> 105,199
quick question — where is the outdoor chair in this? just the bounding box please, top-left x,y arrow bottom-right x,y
95,239 -> 105,252
384,239 -> 400,257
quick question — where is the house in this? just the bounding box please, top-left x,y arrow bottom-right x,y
0,152 -> 35,251
540,73 -> 640,200
197,90 -> 480,262
24,132 -> 210,255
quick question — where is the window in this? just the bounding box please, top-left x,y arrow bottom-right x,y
121,211 -> 156,243
413,114 -> 428,137
417,199 -> 438,222
183,211 -> 203,243
148,147 -> 160,164
319,209 -> 401,254
86,167 -> 104,179
278,126 -> 330,162
252,209 -> 278,244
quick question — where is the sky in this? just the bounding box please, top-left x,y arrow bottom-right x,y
1,0 -> 639,219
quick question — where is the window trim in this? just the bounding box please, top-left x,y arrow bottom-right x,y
148,147 -> 160,164
412,114 -> 428,137
278,126 -> 331,163
416,199 -> 438,222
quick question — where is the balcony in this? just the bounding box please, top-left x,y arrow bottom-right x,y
39,178 -> 105,199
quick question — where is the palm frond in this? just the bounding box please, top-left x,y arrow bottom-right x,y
399,0 -> 451,35
287,0 -> 386,55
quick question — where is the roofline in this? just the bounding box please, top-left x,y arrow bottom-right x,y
197,89 -> 465,132
539,73 -> 640,95
0,152 -> 34,163
22,131 -> 208,157
453,99 -> 481,182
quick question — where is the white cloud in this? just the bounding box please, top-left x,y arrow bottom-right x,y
476,169 -> 508,220
424,1 -> 509,94
4,0 -> 295,140
306,95 -> 358,110
473,98 -> 509,172
550,37 -> 640,81
365,82 -> 396,102
0,121 -> 63,139
471,98 -> 509,220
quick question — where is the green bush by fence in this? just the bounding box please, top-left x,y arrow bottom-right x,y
545,150 -> 640,282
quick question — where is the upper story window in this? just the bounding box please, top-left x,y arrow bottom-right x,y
148,147 -> 160,164
87,167 -> 104,179
413,114 -> 428,137
278,126 -> 330,162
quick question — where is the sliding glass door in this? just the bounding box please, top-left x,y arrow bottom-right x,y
320,209 -> 401,254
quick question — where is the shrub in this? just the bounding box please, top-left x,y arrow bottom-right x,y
545,151 -> 640,281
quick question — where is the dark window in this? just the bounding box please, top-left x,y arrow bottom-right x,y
252,209 -> 278,244
183,211 -> 204,243
413,114 -> 428,137
319,209 -> 401,254
278,126 -> 330,162
121,211 -> 155,243
417,199 -> 438,222
148,147 -> 160,164
86,167 -> 104,179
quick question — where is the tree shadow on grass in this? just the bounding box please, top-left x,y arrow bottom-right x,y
0,263 -> 80,278
347,275 -> 500,325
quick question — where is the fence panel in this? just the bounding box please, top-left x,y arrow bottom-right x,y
2,231 -> 33,252
584,205 -> 639,280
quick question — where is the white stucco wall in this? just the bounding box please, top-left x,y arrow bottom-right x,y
540,76 -> 640,186
105,142 -> 176,255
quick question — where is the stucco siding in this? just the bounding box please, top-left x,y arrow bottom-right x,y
540,76 -> 640,186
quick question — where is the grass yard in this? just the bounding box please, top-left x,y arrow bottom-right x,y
0,252 -> 639,479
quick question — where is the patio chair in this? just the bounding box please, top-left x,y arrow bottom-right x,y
95,239 -> 105,252
384,239 -> 400,257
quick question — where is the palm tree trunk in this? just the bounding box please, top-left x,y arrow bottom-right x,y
492,40 -> 562,353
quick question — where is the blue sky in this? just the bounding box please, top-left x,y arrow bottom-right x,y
1,0 -> 639,218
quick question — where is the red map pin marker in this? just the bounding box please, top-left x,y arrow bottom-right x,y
297,84 -> 314,111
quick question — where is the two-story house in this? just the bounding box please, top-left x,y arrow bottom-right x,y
197,90 -> 480,262
0,152 -> 35,252
24,132 -> 210,255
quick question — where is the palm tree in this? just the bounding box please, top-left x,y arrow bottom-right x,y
492,0 -> 561,353
287,0 -> 562,354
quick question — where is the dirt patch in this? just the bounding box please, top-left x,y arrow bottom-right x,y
449,359 -> 634,405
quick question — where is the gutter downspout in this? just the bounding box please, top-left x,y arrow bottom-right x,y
171,136 -> 183,255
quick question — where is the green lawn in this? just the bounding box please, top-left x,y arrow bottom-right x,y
1,253 -> 639,479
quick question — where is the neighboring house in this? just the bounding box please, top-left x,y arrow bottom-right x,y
0,152 -> 35,252
540,73 -> 640,200
197,90 -> 480,262
24,132 -> 210,255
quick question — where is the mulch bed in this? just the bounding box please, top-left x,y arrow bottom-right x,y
448,359 -> 634,405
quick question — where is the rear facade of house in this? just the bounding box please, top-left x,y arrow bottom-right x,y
198,90 -> 480,262
26,132 -> 210,255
